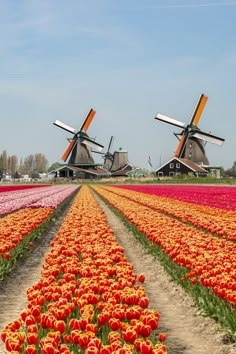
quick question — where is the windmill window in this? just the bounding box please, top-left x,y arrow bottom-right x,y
170,163 -> 174,169
176,163 -> 180,169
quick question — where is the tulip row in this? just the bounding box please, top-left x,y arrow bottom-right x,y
0,185 -> 79,216
116,185 -> 236,210
100,186 -> 236,242
0,185 -> 50,193
0,207 -> 54,279
91,185 -> 236,335
0,185 -> 79,279
1,185 -> 168,354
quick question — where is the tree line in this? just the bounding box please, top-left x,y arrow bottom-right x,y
0,150 -> 51,180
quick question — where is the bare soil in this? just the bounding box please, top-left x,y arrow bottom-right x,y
0,191 -> 235,354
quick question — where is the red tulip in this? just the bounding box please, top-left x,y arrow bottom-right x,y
5,337 -> 21,352
86,346 -> 99,354
87,337 -> 102,350
86,323 -> 97,334
54,320 -> 66,334
5,252 -> 11,259
78,333 -> 94,351
25,315 -> 36,326
158,332 -> 166,342
122,327 -> 137,343
136,323 -> 152,338
137,273 -> 145,283
139,296 -> 149,308
25,344 -> 37,354
27,332 -> 38,345
100,345 -> 112,354
59,344 -> 72,353
140,339 -> 153,354
41,343 -> 56,354
109,318 -> 121,331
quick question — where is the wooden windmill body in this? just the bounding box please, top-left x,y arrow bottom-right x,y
54,109 -> 104,167
110,149 -> 129,172
93,136 -> 129,172
155,94 -> 224,165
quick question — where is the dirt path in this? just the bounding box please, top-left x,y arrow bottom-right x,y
93,192 -> 236,354
0,190 -> 235,354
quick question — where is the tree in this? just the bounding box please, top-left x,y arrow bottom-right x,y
23,155 -> 34,175
34,153 -> 48,173
232,161 -> 236,177
1,150 -> 8,172
9,155 -> 18,176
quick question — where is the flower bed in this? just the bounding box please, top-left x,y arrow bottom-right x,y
1,186 -> 168,354
99,186 -> 236,242
0,185 -> 79,216
92,185 -> 236,338
0,185 -> 50,193
0,185 -> 79,279
115,185 -> 236,210
0,207 -> 54,280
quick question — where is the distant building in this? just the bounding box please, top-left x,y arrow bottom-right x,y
49,165 -> 109,180
156,157 -> 208,178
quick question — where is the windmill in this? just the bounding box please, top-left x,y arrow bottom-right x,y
53,109 -> 104,166
93,136 -> 130,173
155,94 -> 224,165
93,135 -> 115,171
103,136 -> 114,171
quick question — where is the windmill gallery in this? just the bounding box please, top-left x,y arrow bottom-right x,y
52,94 -> 225,180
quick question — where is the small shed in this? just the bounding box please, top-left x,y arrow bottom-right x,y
127,167 -> 149,178
49,165 -> 110,180
155,157 -> 208,178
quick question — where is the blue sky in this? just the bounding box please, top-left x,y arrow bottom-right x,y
0,0 -> 236,170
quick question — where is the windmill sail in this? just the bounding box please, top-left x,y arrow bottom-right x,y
54,108 -> 104,165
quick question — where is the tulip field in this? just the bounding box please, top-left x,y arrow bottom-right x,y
91,185 -> 236,335
0,184 -> 168,354
0,183 -> 235,353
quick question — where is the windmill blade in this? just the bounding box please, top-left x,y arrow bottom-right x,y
190,94 -> 208,126
82,136 -> 104,152
192,131 -> 224,145
174,133 -> 187,157
61,139 -> 77,161
107,136 -> 114,153
80,109 -> 96,133
155,113 -> 186,129
54,120 -> 76,134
